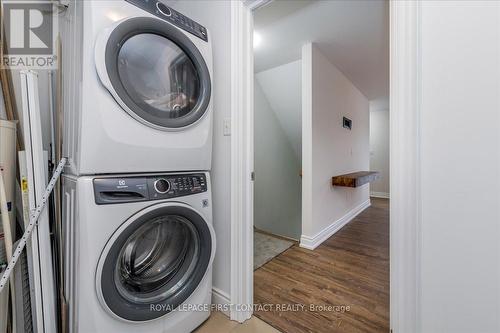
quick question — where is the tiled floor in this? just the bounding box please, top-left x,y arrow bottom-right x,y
254,231 -> 294,270
194,311 -> 281,333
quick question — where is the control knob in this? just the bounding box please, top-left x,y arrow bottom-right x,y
154,178 -> 170,194
156,2 -> 172,17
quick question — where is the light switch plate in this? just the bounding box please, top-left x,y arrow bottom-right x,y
223,118 -> 231,136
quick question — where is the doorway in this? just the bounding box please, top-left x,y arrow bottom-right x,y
230,0 -> 421,330
248,0 -> 390,332
252,58 -> 302,269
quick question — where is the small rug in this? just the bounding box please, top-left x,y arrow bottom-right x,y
254,232 -> 294,270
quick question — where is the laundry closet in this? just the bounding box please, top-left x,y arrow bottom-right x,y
0,0 -> 216,332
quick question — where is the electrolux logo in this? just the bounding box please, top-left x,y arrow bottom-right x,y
1,0 -> 58,69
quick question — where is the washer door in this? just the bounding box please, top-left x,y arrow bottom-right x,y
96,17 -> 211,130
96,203 -> 214,322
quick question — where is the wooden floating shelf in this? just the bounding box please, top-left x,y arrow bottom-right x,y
332,171 -> 380,188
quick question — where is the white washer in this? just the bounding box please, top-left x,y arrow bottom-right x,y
62,172 -> 215,332
61,0 -> 213,175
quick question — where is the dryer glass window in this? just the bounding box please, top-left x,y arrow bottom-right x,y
114,215 -> 200,304
117,33 -> 201,120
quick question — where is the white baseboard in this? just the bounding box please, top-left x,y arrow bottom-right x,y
212,287 -> 231,317
299,199 -> 371,250
370,191 -> 390,199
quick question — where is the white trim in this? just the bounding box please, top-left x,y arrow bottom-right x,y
390,1 -> 421,333
370,191 -> 390,199
212,287 -> 231,317
301,43 -> 313,249
299,199 -> 371,250
20,70 -> 57,333
230,0 -> 254,324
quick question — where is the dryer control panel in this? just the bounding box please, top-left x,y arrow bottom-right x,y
94,173 -> 207,205
125,0 -> 208,42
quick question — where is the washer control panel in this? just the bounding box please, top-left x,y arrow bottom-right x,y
94,173 -> 207,205
148,174 -> 207,200
125,0 -> 208,42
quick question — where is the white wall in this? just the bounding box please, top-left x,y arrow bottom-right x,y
165,0 -> 232,299
369,108 -> 389,196
301,43 -> 370,248
254,80 -> 301,240
255,60 -> 302,159
418,1 -> 500,332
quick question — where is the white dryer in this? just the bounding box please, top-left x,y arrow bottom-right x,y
62,172 -> 215,332
61,0 -> 213,175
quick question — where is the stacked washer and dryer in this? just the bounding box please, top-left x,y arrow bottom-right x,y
61,1 -> 215,332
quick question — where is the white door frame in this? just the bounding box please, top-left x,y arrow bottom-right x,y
230,1 -> 422,331
229,0 -> 257,324
229,0 -> 273,323
389,1 -> 422,332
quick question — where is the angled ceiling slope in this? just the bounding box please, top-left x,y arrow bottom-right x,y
254,0 -> 389,100
255,60 -> 302,160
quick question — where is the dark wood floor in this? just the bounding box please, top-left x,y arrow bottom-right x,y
254,198 -> 389,333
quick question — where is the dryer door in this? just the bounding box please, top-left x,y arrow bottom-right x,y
95,17 -> 211,130
96,203 -> 214,322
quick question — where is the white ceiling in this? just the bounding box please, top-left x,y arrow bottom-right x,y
254,0 -> 389,101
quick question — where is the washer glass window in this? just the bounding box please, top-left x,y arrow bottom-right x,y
117,34 -> 201,120
99,205 -> 212,322
115,215 -> 199,304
